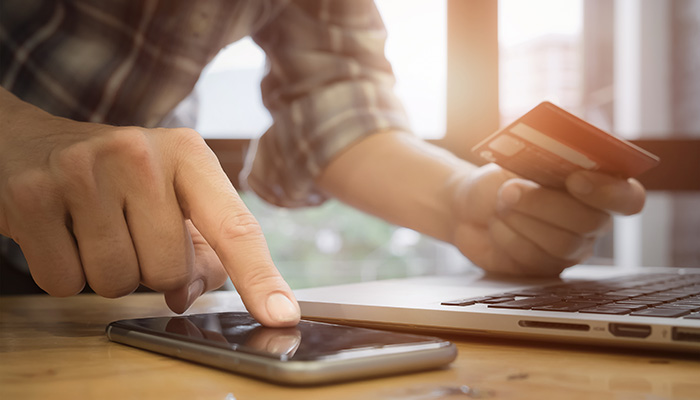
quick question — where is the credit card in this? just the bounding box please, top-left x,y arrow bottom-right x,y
471,101 -> 660,188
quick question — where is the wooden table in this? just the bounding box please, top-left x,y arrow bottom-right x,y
2,292 -> 699,400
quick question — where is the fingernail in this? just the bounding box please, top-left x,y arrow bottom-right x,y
568,174 -> 593,195
266,293 -> 300,324
184,279 -> 204,310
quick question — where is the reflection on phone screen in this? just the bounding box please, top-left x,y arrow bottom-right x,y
127,313 -> 435,362
165,315 -> 301,358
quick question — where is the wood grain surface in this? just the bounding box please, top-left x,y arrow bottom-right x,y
2,293 -> 699,400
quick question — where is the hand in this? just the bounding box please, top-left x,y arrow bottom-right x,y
450,163 -> 646,276
0,91 -> 300,326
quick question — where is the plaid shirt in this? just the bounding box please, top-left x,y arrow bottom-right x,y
0,0 -> 410,207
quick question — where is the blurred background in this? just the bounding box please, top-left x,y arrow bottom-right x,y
178,0 -> 699,290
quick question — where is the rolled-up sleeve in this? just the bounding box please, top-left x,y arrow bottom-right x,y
242,0 -> 411,207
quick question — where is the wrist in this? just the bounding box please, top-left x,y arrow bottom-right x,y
318,129 -> 478,243
0,88 -> 59,144
443,166 -> 477,244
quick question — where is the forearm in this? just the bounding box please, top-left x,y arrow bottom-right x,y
315,130 -> 477,243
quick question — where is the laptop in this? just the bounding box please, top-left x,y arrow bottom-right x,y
295,103 -> 689,352
294,265 -> 700,353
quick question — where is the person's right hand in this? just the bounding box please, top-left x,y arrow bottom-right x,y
0,89 -> 300,327
448,163 -> 645,277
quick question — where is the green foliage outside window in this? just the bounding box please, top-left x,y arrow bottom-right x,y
241,193 -> 471,289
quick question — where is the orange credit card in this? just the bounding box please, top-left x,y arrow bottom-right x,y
471,102 -> 660,189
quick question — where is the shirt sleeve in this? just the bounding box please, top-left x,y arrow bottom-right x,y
242,0 -> 412,207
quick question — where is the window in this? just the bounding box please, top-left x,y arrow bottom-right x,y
191,0 -> 698,291
195,0 -> 447,140
192,1 -> 459,289
498,0 -> 583,127
375,0 -> 447,139
195,38 -> 269,139
494,0 -> 700,268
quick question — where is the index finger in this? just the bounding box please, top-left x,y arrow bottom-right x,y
169,131 -> 300,327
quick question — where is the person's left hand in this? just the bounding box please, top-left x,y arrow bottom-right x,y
449,163 -> 647,276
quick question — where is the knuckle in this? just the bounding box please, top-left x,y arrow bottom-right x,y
215,212 -> 264,247
98,128 -> 166,188
172,127 -> 205,148
47,140 -> 99,200
106,129 -> 157,169
53,146 -> 98,196
5,171 -> 58,213
52,140 -> 95,175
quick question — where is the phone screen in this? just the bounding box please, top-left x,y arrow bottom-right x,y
110,312 -> 450,362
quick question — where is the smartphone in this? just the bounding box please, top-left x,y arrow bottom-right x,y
106,312 -> 457,385
472,101 -> 660,188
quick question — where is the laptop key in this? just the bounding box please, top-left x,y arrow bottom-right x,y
629,308 -> 692,318
441,300 -> 476,306
653,303 -> 700,311
586,295 -> 630,301
633,294 -> 684,302
674,299 -> 700,306
488,297 -> 562,309
609,303 -> 648,311
579,307 -> 633,315
615,300 -> 663,307
440,295 -> 511,306
502,289 -> 560,297
481,296 -> 517,304
532,301 -> 599,312
605,290 -> 647,297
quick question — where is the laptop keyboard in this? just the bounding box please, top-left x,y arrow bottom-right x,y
441,273 -> 700,319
